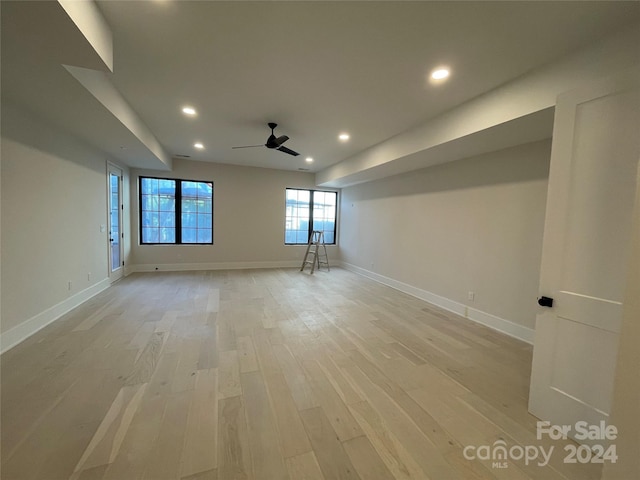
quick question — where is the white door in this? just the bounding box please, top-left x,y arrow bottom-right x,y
108,164 -> 124,283
529,69 -> 640,446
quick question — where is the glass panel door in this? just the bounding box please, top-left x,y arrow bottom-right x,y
108,165 -> 124,282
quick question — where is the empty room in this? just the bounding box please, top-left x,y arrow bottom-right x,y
2,1 -> 639,479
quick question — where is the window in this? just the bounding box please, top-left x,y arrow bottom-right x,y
285,188 -> 337,244
140,177 -> 213,244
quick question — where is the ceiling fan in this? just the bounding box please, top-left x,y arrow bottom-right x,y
232,122 -> 300,156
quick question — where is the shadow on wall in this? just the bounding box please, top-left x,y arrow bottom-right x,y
351,139 -> 551,201
1,101 -> 107,176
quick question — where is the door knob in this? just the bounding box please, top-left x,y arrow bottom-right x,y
538,296 -> 554,307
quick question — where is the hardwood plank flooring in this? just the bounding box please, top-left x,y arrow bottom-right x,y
1,268 -> 602,480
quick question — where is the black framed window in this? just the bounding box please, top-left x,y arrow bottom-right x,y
285,188 -> 337,244
140,176 -> 213,244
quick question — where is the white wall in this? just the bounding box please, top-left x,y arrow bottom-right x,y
0,103 -> 129,351
130,158 -> 338,270
339,140 -> 551,339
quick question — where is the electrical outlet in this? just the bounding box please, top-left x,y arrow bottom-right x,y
68,281 -> 72,291
87,272 -> 91,282
468,291 -> 475,301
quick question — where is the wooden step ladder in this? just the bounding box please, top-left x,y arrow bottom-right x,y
300,230 -> 330,274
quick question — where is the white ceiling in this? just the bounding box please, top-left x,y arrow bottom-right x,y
3,1 -> 640,173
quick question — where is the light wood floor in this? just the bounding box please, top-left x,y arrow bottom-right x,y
1,268 -> 601,480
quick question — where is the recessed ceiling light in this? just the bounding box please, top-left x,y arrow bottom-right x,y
430,67 -> 450,81
182,106 -> 197,116
305,157 -> 314,163
194,142 -> 204,149
338,133 -> 350,141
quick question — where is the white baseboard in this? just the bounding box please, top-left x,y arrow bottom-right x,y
339,261 -> 534,344
129,260 -> 301,273
1,278 -> 111,354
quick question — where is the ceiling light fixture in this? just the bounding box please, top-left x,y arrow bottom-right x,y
305,157 -> 314,163
182,106 -> 197,116
431,68 -> 449,80
430,67 -> 451,83
194,142 -> 204,149
338,133 -> 350,141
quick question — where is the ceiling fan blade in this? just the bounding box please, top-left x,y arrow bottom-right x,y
275,135 -> 289,146
232,144 -> 264,149
277,145 -> 300,156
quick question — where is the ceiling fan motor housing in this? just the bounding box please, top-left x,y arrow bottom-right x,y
266,134 -> 278,148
